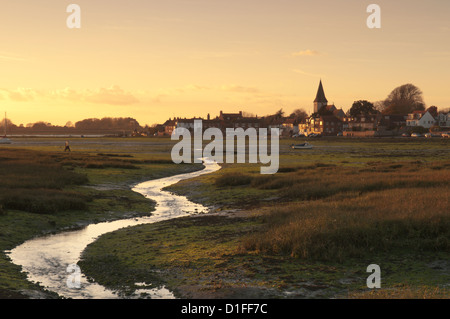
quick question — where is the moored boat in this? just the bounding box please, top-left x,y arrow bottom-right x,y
291,142 -> 313,149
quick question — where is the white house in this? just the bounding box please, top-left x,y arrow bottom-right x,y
406,110 -> 436,129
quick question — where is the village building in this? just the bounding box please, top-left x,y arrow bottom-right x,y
280,118 -> 299,136
174,111 -> 263,133
438,112 -> 450,128
377,114 -> 407,131
406,110 -> 436,129
163,118 -> 177,135
231,117 -> 262,129
219,111 -> 244,122
177,117 -> 203,131
303,115 -> 343,136
344,114 -> 379,132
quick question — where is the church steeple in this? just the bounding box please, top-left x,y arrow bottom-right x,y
314,80 -> 328,113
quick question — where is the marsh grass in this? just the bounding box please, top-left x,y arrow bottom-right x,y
1,189 -> 90,214
215,172 -> 252,187
0,148 -> 93,214
348,285 -> 448,299
215,161 -> 449,200
210,159 -> 450,262
241,187 -> 449,261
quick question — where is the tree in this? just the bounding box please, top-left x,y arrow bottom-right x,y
349,100 -> 376,117
427,106 -> 438,117
381,84 -> 425,114
261,109 -> 285,126
289,108 -> 308,121
0,118 -> 14,129
274,109 -> 284,119
32,121 -> 51,129
373,100 -> 385,112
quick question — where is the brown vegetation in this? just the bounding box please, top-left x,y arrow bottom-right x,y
214,161 -> 450,261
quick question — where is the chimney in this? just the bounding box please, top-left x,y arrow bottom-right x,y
207,113 -> 210,120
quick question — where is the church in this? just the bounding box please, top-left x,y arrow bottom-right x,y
299,80 -> 345,136
313,80 -> 345,117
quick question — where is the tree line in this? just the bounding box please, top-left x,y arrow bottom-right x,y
1,117 -> 143,132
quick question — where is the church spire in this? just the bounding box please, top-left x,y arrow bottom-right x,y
313,80 -> 328,113
314,79 -> 328,103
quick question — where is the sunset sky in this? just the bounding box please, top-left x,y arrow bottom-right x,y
1,0 -> 449,126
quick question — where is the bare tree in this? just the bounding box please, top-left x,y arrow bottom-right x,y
373,100 -> 385,112
382,84 -> 425,114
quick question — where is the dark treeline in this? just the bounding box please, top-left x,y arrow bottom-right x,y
2,117 -> 145,136
74,117 -> 142,131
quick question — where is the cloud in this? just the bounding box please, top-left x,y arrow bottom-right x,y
51,85 -> 139,106
0,52 -> 28,62
185,84 -> 210,91
84,85 -> 139,105
50,87 -> 83,101
189,50 -> 260,59
220,85 -> 260,94
0,88 -> 38,102
291,49 -> 320,57
292,69 -> 323,78
148,84 -> 212,103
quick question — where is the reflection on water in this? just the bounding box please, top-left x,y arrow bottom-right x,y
8,159 -> 221,299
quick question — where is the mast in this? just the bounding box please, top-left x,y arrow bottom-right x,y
4,112 -> 6,137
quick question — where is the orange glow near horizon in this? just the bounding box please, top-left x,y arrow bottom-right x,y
1,0 -> 449,127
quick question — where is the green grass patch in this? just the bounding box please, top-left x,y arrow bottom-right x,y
0,142 -> 202,298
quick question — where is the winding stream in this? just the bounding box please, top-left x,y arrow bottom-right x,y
7,159 -> 221,299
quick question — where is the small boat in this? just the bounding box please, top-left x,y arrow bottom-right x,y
291,142 -> 313,149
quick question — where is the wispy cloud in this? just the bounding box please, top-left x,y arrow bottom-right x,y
292,69 -> 323,78
150,84 -> 212,103
0,52 -> 28,62
291,49 -> 320,57
220,85 -> 260,94
189,50 -> 260,59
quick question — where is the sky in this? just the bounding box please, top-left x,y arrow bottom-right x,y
0,0 -> 449,126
